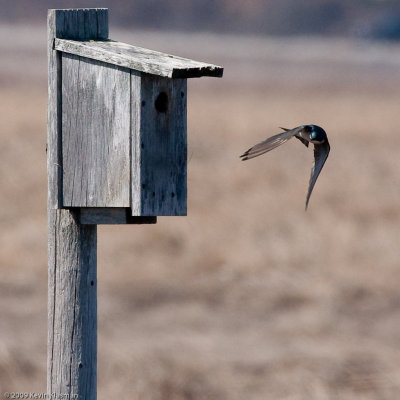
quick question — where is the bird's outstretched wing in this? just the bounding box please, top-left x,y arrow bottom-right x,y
240,127 -> 300,160
305,140 -> 330,209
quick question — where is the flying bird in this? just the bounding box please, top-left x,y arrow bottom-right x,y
240,125 -> 330,209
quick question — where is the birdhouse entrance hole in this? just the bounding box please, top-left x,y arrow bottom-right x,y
155,91 -> 169,113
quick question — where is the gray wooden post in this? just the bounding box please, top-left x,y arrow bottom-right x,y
47,9 -> 108,400
47,210 -> 97,399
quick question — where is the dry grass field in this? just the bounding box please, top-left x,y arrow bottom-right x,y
1,24 -> 400,399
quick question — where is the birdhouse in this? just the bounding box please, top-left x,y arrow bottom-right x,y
48,9 -> 223,224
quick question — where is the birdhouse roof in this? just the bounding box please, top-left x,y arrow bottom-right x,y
54,38 -> 223,79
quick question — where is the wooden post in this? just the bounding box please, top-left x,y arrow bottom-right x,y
47,210 -> 97,399
47,9 -> 108,399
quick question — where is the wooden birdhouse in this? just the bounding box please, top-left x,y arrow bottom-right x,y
48,8 -> 223,224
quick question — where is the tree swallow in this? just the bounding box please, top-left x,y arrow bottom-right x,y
240,125 -> 330,210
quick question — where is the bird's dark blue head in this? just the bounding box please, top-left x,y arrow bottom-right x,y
308,125 -> 327,143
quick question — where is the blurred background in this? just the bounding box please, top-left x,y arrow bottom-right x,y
1,1 -> 400,399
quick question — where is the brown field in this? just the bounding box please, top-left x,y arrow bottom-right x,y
1,25 -> 400,399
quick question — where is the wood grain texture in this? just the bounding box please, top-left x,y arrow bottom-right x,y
47,9 -> 109,209
79,208 -> 157,224
55,38 -> 224,78
51,8 -> 108,41
47,209 -> 97,400
62,54 -> 131,207
131,74 -> 187,216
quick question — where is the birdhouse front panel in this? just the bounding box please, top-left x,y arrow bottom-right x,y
131,74 -> 187,216
62,53 -> 131,208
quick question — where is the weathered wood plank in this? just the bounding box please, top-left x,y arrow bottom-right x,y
52,8 -> 108,40
48,209 -> 97,399
62,54 -> 131,207
79,208 -> 157,224
48,8 -> 109,210
55,38 -> 224,78
131,74 -> 187,216
80,208 -> 127,224
96,9 -> 109,40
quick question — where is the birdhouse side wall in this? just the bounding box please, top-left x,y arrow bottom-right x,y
61,54 -> 131,207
